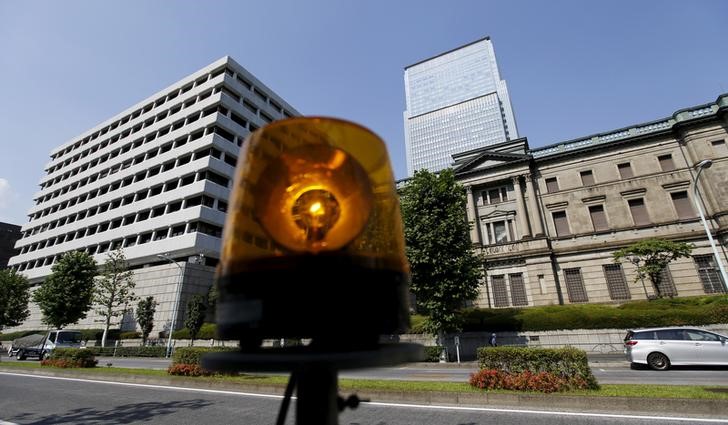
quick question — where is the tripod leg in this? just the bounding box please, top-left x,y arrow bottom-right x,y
296,364 -> 339,425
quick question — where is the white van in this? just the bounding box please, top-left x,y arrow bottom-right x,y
13,330 -> 83,360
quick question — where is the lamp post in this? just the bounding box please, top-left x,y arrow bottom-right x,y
157,253 -> 184,358
692,159 -> 728,292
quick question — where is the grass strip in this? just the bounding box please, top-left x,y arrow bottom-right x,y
2,361 -> 727,400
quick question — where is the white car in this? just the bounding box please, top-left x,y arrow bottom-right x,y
624,327 -> 728,370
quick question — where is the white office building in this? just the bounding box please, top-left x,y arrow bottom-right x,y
404,36 -> 519,175
7,57 -> 299,336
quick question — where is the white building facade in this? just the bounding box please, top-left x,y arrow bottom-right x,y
404,36 -> 519,175
7,57 -> 299,336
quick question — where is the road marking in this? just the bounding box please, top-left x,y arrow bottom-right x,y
0,421 -> 19,425
2,371 -> 727,423
364,401 -> 728,423
0,371 -> 285,400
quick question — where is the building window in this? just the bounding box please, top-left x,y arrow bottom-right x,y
589,205 -> 608,232
545,177 -> 559,193
491,275 -> 509,307
483,187 -> 508,205
603,264 -> 631,300
483,219 -> 515,244
658,154 -> 675,172
617,162 -> 633,179
509,273 -> 528,306
693,255 -> 726,294
580,170 -> 594,186
656,267 -> 678,297
628,198 -> 650,226
552,211 -> 570,236
712,139 -> 726,154
670,191 -> 694,219
563,268 -> 589,303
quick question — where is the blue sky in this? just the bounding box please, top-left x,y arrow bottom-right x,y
1,0 -> 727,225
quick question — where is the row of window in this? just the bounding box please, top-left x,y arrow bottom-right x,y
40,86 -> 235,193
13,220 -> 224,272
20,167 -> 230,245
550,191 -> 694,237
32,122 -> 238,216
543,153 -> 677,193
48,65 -> 293,168
489,257 -> 724,308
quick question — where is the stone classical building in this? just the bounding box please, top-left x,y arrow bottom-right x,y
7,57 -> 299,335
455,93 -> 728,307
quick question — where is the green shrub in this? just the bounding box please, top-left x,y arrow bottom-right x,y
423,346 -> 444,362
44,348 -> 97,368
171,323 -> 217,340
0,330 -> 45,341
172,346 -> 237,366
84,346 -> 167,357
476,346 -> 598,390
120,331 -> 141,339
459,295 -> 728,332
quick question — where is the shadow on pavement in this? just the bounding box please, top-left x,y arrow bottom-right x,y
9,399 -> 214,424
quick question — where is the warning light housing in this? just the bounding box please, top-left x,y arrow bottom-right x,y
215,117 -> 410,350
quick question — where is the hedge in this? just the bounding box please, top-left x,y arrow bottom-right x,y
171,323 -> 217,340
423,346 -> 444,362
460,295 -> 728,332
43,348 -> 97,368
171,346 -> 237,366
476,346 -> 598,390
84,346 -> 167,357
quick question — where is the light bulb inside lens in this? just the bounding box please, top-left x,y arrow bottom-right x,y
292,189 -> 341,243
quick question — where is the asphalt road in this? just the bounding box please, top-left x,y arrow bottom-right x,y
1,372 -> 725,425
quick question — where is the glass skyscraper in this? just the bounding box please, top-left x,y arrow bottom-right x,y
404,37 -> 518,174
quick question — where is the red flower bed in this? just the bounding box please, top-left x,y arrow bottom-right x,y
469,369 -> 588,393
167,363 -> 211,376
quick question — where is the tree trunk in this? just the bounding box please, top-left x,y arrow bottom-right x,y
101,315 -> 111,348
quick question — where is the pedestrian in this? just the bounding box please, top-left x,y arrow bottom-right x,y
489,333 -> 497,347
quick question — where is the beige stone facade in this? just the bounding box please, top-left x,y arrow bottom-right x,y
454,93 -> 728,307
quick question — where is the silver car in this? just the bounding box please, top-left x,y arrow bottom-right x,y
624,327 -> 728,370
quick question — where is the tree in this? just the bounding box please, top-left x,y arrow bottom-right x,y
207,284 -> 218,318
613,238 -> 694,298
0,269 -> 31,329
93,250 -> 137,347
136,296 -> 157,345
184,294 -> 206,345
33,251 -> 97,329
399,169 -> 483,341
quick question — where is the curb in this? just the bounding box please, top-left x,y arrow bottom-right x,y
2,366 -> 727,418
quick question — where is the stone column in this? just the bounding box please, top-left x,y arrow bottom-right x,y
524,173 -> 544,236
512,176 -> 531,239
465,185 -> 481,244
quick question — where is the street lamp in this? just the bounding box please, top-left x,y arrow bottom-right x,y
157,253 -> 183,358
692,159 -> 728,292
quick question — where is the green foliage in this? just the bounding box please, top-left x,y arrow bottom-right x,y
423,346 -> 444,362
476,346 -> 598,390
399,169 -> 483,337
171,346 -> 237,367
459,295 -> 728,332
93,249 -> 137,347
0,330 -> 45,341
120,331 -> 141,339
613,238 -> 694,298
84,346 -> 166,357
44,348 -> 97,368
33,251 -> 97,329
207,284 -> 218,317
136,296 -> 158,344
0,269 -> 31,329
172,322 -> 217,339
184,295 -> 207,343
